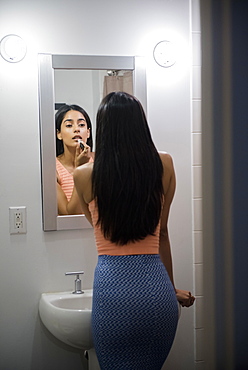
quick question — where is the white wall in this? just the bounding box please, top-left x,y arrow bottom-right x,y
0,1 -> 194,369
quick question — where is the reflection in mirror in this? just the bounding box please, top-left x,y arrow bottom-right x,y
55,103 -> 94,216
54,69 -> 133,128
55,70 -> 133,217
38,54 -> 147,231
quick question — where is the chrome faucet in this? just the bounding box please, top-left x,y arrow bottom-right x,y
65,271 -> 84,294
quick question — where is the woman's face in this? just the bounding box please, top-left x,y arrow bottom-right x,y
57,110 -> 90,149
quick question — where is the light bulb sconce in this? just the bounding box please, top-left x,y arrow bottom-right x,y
153,40 -> 176,68
0,34 -> 27,63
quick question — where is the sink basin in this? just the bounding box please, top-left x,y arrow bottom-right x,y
39,290 -> 93,349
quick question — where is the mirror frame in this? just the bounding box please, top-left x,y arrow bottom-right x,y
38,54 -> 147,231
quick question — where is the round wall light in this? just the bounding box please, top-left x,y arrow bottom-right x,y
153,40 -> 176,68
0,34 -> 27,63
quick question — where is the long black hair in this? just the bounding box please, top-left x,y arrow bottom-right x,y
92,91 -> 164,245
55,104 -> 93,157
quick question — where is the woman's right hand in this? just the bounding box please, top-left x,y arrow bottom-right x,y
75,140 -> 91,167
176,289 -> 195,307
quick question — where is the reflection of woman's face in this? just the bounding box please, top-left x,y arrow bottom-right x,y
57,110 -> 90,149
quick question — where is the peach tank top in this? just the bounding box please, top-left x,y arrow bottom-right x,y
89,200 -> 160,256
56,157 -> 94,201
56,158 -> 74,201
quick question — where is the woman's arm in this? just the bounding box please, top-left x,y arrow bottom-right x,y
73,162 -> 93,225
159,153 -> 176,286
57,181 -> 83,215
57,142 -> 93,215
159,153 -> 195,308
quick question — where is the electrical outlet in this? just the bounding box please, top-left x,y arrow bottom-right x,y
9,206 -> 27,234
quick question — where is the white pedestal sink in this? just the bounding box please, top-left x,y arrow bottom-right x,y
39,289 -> 94,349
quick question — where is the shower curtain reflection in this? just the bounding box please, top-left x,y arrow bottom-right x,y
103,71 -> 133,97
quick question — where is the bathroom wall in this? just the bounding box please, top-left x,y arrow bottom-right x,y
0,1 -> 195,369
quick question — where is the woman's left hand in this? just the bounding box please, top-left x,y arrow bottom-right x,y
176,289 -> 195,307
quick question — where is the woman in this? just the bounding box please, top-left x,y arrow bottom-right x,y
74,92 -> 195,369
55,104 -> 94,215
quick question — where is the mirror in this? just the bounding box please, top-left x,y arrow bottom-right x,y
54,69 -> 133,126
38,54 -> 147,231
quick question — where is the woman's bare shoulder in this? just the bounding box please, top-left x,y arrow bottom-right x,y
159,152 -> 176,205
159,151 -> 174,169
73,162 -> 93,184
73,162 -> 93,204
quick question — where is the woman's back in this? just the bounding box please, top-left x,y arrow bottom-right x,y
92,92 -> 164,245
89,199 -> 160,255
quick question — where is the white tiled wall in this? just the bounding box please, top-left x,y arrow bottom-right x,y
191,0 -> 204,368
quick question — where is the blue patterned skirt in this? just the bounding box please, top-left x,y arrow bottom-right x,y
92,254 -> 179,369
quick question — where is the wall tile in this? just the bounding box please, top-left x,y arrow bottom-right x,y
192,100 -> 202,132
194,231 -> 203,264
193,166 -> 202,198
195,296 -> 203,328
195,263 -> 203,296
195,361 -> 205,370
192,66 -> 202,99
195,328 -> 204,361
192,133 -> 202,166
191,0 -> 201,32
193,198 -> 202,231
192,32 -> 201,66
